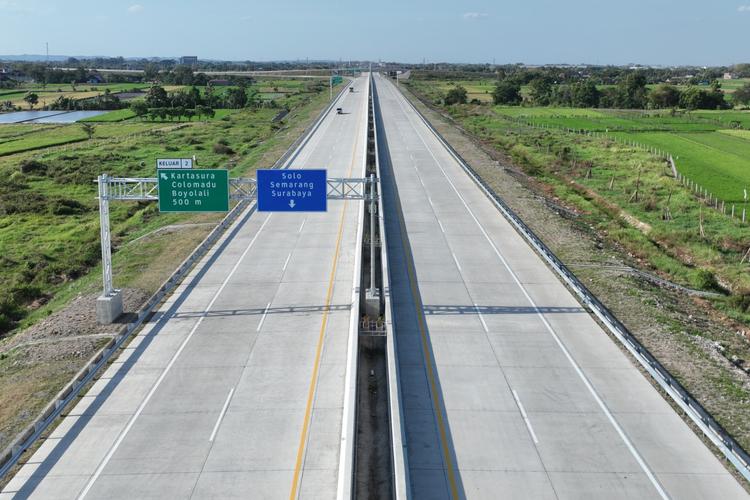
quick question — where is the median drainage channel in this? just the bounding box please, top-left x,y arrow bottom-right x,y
352,76 -> 396,499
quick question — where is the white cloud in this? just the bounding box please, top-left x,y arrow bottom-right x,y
463,12 -> 488,20
739,5 -> 750,11
239,15 -> 252,21
128,4 -> 144,14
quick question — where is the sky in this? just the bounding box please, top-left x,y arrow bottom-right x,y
0,0 -> 749,66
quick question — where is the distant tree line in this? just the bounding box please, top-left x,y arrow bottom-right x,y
48,88 -> 126,111
414,63 -> 750,85
484,72 -> 736,110
127,83 -> 281,121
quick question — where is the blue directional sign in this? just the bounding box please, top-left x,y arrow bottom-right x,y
257,169 -> 327,212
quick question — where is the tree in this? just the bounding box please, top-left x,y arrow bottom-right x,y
23,92 -> 38,110
492,80 -> 522,105
172,65 -> 194,85
196,105 -> 215,122
80,123 -> 96,140
570,80 -> 600,108
74,66 -> 87,84
143,63 -> 160,82
246,89 -> 261,108
528,77 -> 554,105
648,84 -> 681,109
733,82 -> 750,106
619,72 -> 648,108
131,101 -> 148,119
187,86 -> 203,108
444,85 -> 468,105
145,85 -> 169,108
679,85 -> 729,110
227,87 -> 248,109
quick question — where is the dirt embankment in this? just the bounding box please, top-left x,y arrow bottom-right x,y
0,289 -> 148,453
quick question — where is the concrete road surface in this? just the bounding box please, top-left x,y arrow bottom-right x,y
1,77 -> 369,500
374,73 -> 748,500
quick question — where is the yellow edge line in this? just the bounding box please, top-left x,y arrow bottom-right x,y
396,197 -> 460,500
289,90 -> 363,499
389,83 -> 460,497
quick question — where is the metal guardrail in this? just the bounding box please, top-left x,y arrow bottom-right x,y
0,79 -> 352,483
395,80 -> 750,485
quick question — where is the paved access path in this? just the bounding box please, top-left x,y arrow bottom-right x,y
374,73 -> 748,500
1,76 -> 369,500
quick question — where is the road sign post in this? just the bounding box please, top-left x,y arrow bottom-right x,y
257,169 -> 327,212
158,168 -> 229,212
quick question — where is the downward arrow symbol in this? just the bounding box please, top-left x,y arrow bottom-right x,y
289,199 -> 296,208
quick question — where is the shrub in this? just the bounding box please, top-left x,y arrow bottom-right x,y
692,268 -> 721,292
213,143 -> 234,155
19,160 -> 48,175
50,198 -> 89,216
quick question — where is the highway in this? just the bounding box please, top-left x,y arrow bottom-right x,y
1,77 -> 369,499
1,70 -> 748,500
373,73 -> 749,499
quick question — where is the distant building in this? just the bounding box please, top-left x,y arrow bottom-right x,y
87,74 -> 105,84
723,72 -> 737,80
208,79 -> 231,86
180,56 -> 198,66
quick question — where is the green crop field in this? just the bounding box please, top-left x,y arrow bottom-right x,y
80,109 -> 136,122
0,127 -> 87,155
689,110 -> 750,128
611,130 -> 750,202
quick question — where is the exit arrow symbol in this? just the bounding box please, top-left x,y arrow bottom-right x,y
289,200 -> 296,208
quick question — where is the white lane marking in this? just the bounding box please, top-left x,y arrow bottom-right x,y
298,218 -> 307,234
427,196 -> 434,207
437,220 -> 446,233
209,387 -> 235,442
77,213 -> 273,500
512,390 -> 539,444
257,302 -> 271,332
473,303 -> 488,333
451,251 -> 462,272
282,252 -> 292,271
391,88 -> 670,500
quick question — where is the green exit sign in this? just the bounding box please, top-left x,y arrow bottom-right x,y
158,168 -> 229,212
332,76 -> 343,85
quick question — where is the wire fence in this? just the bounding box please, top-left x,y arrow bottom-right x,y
506,117 -> 748,224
